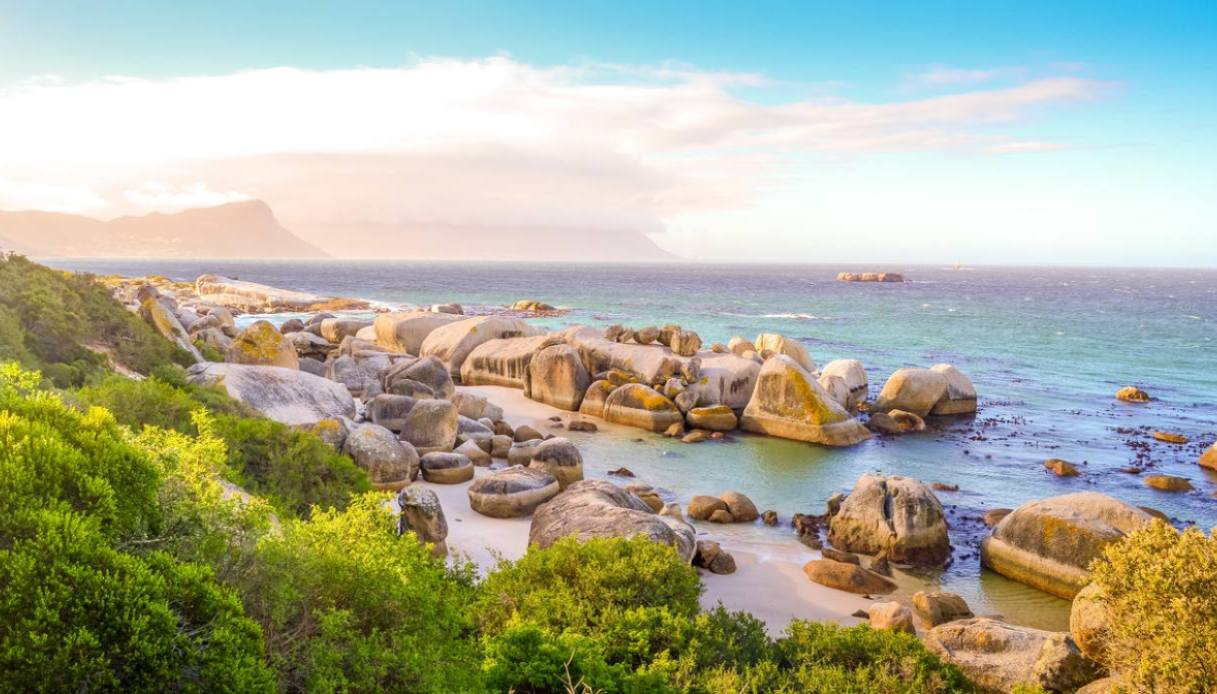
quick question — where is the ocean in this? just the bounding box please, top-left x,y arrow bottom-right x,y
50,259 -> 1217,630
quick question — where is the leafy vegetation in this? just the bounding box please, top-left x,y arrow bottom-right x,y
1090,520 -> 1217,692
75,372 -> 369,517
0,254 -> 190,385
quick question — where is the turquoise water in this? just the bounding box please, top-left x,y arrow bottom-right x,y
53,259 -> 1217,629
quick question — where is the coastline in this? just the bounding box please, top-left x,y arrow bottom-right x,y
431,384 -> 872,631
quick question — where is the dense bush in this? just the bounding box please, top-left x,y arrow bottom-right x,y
474,535 -> 703,637
0,255 -> 190,385
0,364 -> 274,692
75,373 -> 369,518
1090,520 -> 1217,692
237,494 -> 481,693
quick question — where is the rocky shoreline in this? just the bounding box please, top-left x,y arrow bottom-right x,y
116,269 -> 1189,692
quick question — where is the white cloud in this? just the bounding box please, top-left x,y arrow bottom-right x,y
122,181 -> 251,213
908,65 -> 1020,87
0,57 -> 1113,256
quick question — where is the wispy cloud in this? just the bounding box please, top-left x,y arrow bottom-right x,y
908,64 -> 1022,87
0,57 -> 1113,241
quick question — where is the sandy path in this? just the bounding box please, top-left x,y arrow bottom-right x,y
413,384 -> 870,632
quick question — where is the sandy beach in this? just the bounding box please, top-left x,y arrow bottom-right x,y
416,383 -> 871,632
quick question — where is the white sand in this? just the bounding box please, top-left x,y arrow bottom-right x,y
414,384 -> 870,632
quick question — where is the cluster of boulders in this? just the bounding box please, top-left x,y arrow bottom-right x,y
837,272 -> 905,283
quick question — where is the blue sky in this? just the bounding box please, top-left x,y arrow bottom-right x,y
1,1 -> 1215,264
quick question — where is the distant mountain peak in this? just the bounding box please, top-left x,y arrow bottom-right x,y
0,200 -> 326,259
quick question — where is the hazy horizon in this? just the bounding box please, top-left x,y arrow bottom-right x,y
2,2 -> 1215,266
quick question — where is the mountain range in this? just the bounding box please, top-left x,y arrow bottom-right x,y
0,200 -> 674,261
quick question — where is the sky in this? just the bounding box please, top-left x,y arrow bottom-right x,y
1,1 -> 1215,265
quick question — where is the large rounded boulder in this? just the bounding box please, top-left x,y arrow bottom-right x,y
400,399 -> 460,454
820,359 -> 868,412
419,316 -> 538,379
601,383 -> 684,433
420,451 -> 475,484
930,364 -> 978,415
739,355 -> 871,447
924,618 -> 1101,693
578,380 -> 617,419
528,437 -> 584,490
980,492 -> 1153,599
529,480 -> 696,562
227,320 -> 299,369
827,474 -> 951,565
372,310 -> 463,355
525,344 -> 591,411
383,355 -> 454,399
467,465 -> 561,518
343,423 -> 419,490
186,362 -> 355,425
872,368 -> 948,418
460,334 -> 560,388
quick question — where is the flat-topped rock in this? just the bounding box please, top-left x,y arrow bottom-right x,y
420,451 -> 474,484
529,480 -> 696,562
187,362 -> 355,425
837,272 -> 905,283
740,355 -> 871,447
195,273 -> 367,312
467,465 -> 561,518
980,492 -> 1153,599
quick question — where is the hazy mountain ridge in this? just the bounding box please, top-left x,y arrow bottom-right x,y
0,200 -> 327,259
0,200 -> 675,261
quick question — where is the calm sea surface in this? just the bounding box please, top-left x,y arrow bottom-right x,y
50,259 -> 1217,630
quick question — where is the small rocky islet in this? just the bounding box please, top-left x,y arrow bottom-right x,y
116,270 -> 1209,693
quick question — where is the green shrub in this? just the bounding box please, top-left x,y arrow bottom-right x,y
474,536 -> 702,638
211,413 -> 369,517
0,363 -> 162,541
0,255 -> 190,386
0,364 -> 273,692
237,493 -> 480,692
1089,520 -> 1217,692
772,621 -> 975,693
482,621 -> 674,694
74,373 -> 369,518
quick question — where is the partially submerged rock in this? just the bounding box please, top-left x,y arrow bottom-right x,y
528,480 -> 696,562
686,405 -> 738,432
930,364 -> 977,415
924,618 -> 1101,693
195,273 -> 366,312
1114,386 -> 1150,403
827,474 -> 951,566
187,362 -> 355,425
980,492 -> 1153,598
1144,474 -> 1192,492
873,368 -> 948,418
740,355 -> 871,447
820,359 -> 868,412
